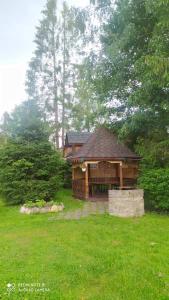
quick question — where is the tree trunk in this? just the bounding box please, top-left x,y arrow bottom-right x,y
62,5 -> 66,148
52,24 -> 59,149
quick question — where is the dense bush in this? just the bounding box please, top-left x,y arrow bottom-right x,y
136,138 -> 169,169
0,141 -> 65,205
139,168 -> 169,212
63,161 -> 72,188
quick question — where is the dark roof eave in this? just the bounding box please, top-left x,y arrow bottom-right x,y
65,143 -> 84,147
70,156 -> 141,162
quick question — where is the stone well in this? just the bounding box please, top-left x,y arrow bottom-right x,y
108,189 -> 144,217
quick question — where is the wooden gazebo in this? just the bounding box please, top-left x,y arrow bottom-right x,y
65,127 -> 140,201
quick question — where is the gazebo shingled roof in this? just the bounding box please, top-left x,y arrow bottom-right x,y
70,127 -> 140,161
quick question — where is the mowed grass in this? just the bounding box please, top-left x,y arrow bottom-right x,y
0,190 -> 169,300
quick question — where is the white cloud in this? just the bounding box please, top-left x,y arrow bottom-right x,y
0,63 -> 27,118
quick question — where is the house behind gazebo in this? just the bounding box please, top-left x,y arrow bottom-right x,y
64,127 -> 140,200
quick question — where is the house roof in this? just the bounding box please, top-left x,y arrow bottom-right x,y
65,131 -> 92,146
70,127 -> 140,161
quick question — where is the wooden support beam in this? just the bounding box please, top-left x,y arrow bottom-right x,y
72,167 -> 75,180
119,162 -> 123,190
116,163 -> 119,177
72,167 -> 75,197
85,165 -> 89,200
86,161 -> 99,165
108,161 -> 123,164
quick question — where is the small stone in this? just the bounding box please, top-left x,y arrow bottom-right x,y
51,204 -> 64,212
51,205 -> 59,212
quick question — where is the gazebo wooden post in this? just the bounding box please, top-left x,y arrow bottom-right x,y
119,162 -> 123,190
72,167 -> 75,196
85,164 -> 89,200
72,167 -> 75,180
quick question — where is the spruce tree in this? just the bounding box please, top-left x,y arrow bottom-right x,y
0,100 -> 64,205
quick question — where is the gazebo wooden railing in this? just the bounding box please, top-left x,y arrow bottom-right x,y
72,179 -> 85,199
72,177 -> 137,199
89,177 -> 120,184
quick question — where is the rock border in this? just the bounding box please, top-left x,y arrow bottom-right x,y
20,203 -> 64,215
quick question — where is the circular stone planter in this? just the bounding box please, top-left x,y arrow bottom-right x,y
20,203 -> 64,215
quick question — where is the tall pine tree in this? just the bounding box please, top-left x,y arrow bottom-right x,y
26,0 -> 87,147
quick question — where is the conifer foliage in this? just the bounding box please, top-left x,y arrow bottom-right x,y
0,100 -> 64,205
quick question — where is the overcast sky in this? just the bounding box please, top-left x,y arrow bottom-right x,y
0,0 -> 88,119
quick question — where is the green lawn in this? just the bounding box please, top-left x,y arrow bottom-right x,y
0,190 -> 169,300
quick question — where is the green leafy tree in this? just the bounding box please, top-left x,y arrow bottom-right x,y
26,0 -> 87,147
94,0 -> 169,142
1,100 -> 48,142
0,132 -> 7,148
69,0 -> 109,132
87,0 -> 169,211
26,0 -> 61,148
0,100 -> 65,205
71,61 -> 105,131
60,2 -> 85,145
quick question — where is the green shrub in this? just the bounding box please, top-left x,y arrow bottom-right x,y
139,168 -> 169,212
25,200 -> 54,208
63,161 -> 72,188
0,141 -> 65,205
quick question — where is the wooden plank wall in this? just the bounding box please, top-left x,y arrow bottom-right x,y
89,162 -> 116,178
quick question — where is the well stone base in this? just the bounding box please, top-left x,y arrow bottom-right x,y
109,190 -> 144,217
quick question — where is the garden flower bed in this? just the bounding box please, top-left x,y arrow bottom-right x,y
20,200 -> 64,214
